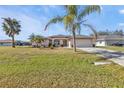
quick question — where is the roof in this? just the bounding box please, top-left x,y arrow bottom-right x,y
69,35 -> 93,39
48,34 -> 93,39
0,39 -> 13,43
97,35 -> 124,40
48,35 -> 70,38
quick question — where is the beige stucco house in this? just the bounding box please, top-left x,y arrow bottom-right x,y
42,35 -> 94,48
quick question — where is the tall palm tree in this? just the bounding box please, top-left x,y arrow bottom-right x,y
45,5 -> 101,52
2,17 -> 21,48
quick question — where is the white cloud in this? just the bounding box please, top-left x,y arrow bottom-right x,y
0,7 -> 49,40
119,9 -> 124,14
0,6 -> 65,40
118,23 -> 124,26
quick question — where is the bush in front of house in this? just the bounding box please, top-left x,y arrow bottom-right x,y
61,44 -> 63,47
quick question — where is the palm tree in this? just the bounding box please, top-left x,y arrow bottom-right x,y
45,5 -> 101,52
29,34 -> 44,48
34,35 -> 44,48
2,17 -> 21,48
35,35 -> 44,44
28,33 -> 36,42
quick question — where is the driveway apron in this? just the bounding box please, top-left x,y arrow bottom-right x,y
78,47 -> 124,67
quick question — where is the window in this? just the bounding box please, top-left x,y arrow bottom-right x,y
99,41 -> 102,44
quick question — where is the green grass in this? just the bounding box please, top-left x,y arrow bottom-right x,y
0,46 -> 124,87
97,46 -> 124,52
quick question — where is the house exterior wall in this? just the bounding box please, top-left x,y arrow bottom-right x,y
68,40 -> 71,48
96,35 -> 124,46
96,39 -> 124,46
60,40 -> 63,45
69,38 -> 93,47
49,38 -> 69,47
95,40 -> 106,46
42,40 -> 49,47
32,42 -> 37,46
36,36 -> 94,48
76,39 -> 93,47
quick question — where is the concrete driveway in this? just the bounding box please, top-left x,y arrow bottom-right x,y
78,47 -> 124,67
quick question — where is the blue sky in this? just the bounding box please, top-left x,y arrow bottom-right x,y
0,5 -> 124,41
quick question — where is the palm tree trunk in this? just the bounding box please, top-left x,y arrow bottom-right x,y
37,43 -> 38,48
72,30 -> 76,52
12,35 -> 15,48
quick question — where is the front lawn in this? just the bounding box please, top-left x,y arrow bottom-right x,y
0,47 -> 124,87
97,46 -> 124,52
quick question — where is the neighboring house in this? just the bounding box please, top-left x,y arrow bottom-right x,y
0,40 -> 31,46
43,35 -> 94,48
0,39 -> 13,46
95,35 -> 124,46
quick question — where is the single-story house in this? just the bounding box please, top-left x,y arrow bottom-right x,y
0,39 -> 13,46
95,35 -> 124,46
42,35 -> 94,48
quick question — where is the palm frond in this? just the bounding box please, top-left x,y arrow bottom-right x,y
78,5 -> 101,20
2,17 -> 21,37
64,5 -> 78,16
83,24 -> 98,39
44,16 -> 63,31
63,14 -> 75,30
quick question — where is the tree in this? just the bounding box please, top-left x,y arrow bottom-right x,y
97,29 -> 124,36
44,5 -> 101,52
97,29 -> 110,35
28,33 -> 36,42
113,29 -> 123,36
28,33 -> 44,48
2,17 -> 21,48
35,35 -> 44,43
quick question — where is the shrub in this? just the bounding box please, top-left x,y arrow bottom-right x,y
61,44 -> 63,47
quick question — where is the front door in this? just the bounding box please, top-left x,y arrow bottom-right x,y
54,40 -> 60,47
63,40 -> 67,46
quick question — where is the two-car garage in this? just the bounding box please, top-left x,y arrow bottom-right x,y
75,39 -> 93,47
68,35 -> 93,48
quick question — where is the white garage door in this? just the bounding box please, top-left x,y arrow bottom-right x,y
76,39 -> 92,47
